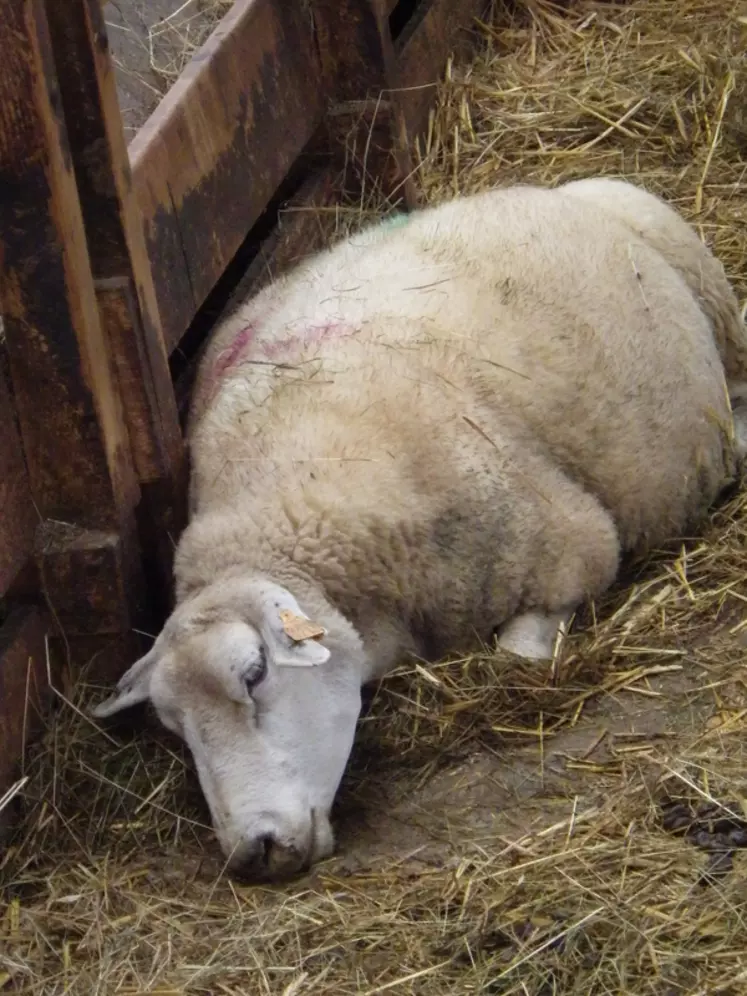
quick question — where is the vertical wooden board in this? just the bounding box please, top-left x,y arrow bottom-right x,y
313,0 -> 418,208
0,0 -> 151,674
129,0 -> 327,354
45,0 -> 184,487
0,0 -> 138,529
313,0 -> 396,97
396,0 -> 489,138
0,361 -> 36,595
93,279 -> 164,479
0,606 -> 51,795
36,522 -> 132,636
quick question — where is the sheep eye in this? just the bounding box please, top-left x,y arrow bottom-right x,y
242,647 -> 268,693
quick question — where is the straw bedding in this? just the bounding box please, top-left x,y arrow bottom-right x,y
3,1 -> 747,993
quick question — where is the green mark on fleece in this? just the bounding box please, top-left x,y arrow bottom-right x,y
380,212 -> 411,231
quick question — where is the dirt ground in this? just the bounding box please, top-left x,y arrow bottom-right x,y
332,627 -> 744,877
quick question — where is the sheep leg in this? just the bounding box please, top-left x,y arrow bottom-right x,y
726,381 -> 747,459
731,396 -> 747,461
493,471 -> 619,662
735,411 -> 747,460
496,609 -> 571,660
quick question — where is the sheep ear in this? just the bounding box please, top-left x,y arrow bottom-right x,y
89,647 -> 159,718
256,583 -> 330,668
269,628 -> 331,668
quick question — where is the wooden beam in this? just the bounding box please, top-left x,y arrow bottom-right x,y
170,0 -> 492,424
224,172 -> 340,312
0,360 -> 36,596
0,606 -> 51,802
45,0 -> 188,610
45,0 -> 184,490
129,0 -> 327,355
397,0 -> 490,138
313,0 -> 419,209
0,0 -> 138,530
0,0 -> 147,663
37,521 -> 132,636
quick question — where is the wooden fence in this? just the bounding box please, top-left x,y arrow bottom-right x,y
0,0 -> 489,807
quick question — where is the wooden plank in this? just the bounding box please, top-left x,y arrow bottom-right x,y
314,0 -> 419,209
0,0 -> 139,531
396,0 -> 489,138
0,361 -> 36,596
0,0 -> 149,672
129,0 -> 327,355
45,0 -> 184,488
36,522 -> 132,636
94,277 -> 180,482
0,606 -> 51,799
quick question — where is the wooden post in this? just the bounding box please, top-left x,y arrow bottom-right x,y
44,0 -> 184,490
0,0 -> 137,530
44,0 -> 187,609
394,0 -> 491,141
313,0 -> 420,210
0,606 -> 51,830
0,358 -> 36,597
0,0 -> 167,675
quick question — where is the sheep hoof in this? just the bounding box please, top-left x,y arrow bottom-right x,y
496,610 -> 570,661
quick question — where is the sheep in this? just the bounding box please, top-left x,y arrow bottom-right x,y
91,177 -> 747,881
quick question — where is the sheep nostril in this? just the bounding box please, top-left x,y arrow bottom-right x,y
259,833 -> 274,867
227,830 -> 309,882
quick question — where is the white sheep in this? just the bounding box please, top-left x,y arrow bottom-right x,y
92,177 -> 747,881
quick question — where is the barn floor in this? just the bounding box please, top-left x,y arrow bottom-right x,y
3,1 -> 747,994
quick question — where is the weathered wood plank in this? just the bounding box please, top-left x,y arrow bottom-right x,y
397,0 -> 489,137
0,0 -> 138,530
0,0 -> 149,672
36,522 -> 131,636
0,362 -> 36,596
93,278 -> 174,481
45,0 -> 184,489
314,0 -> 419,209
130,0 -> 327,355
0,606 -> 51,797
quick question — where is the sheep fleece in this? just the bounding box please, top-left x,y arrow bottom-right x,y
181,180 -> 746,664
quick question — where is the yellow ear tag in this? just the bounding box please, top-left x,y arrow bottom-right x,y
279,610 -> 326,643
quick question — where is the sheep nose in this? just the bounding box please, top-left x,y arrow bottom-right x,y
227,833 -> 309,882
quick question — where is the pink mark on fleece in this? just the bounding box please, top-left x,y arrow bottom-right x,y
212,322 -> 258,385
207,319 -> 355,401
258,320 -> 355,361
